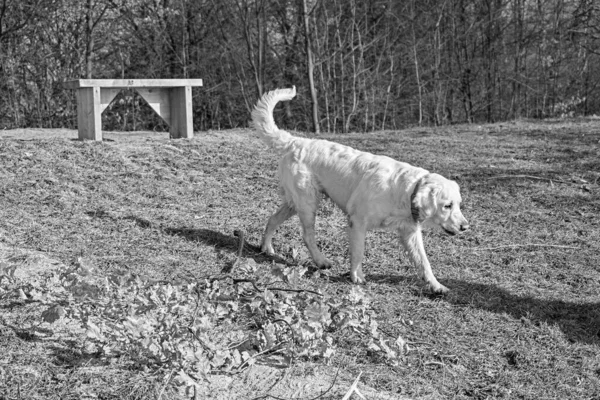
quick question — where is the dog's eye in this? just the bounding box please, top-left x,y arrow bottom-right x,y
444,203 -> 453,210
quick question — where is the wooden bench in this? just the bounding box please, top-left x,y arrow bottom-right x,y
65,79 -> 203,141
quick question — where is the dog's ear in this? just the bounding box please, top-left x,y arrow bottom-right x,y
411,177 -> 441,223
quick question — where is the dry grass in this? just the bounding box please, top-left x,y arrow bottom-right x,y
0,119 -> 599,399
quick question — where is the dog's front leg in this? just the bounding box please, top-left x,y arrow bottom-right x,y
348,219 -> 367,284
399,227 -> 448,294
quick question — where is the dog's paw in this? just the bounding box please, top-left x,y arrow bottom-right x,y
260,243 -> 275,255
429,283 -> 449,295
315,258 -> 333,270
350,270 -> 366,284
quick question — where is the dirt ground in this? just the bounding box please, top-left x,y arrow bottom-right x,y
1,121 -> 598,399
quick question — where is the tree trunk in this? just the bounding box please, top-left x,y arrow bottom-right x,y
411,1 -> 423,125
302,0 -> 319,134
85,0 -> 94,78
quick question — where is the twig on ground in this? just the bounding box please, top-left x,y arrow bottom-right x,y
157,369 -> 176,400
425,361 -> 446,368
266,286 -> 324,297
227,229 -> 246,273
253,367 -> 289,400
342,371 -> 365,400
237,341 -> 288,371
485,174 -> 570,184
470,243 -> 579,251
407,341 -> 434,347
250,367 -> 341,400
228,277 -> 324,297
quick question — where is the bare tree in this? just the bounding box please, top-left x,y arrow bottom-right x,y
301,0 -> 319,133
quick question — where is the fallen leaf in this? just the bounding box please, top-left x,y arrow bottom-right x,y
42,305 -> 66,323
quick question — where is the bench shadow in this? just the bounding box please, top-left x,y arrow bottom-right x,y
368,273 -> 600,345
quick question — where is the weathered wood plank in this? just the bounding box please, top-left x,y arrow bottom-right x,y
65,79 -> 203,89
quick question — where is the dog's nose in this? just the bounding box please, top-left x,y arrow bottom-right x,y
460,223 -> 469,232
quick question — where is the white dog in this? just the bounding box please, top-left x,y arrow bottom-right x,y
251,87 -> 469,294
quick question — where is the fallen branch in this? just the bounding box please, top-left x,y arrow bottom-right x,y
231,277 -> 324,298
470,243 -> 579,251
266,286 -> 324,297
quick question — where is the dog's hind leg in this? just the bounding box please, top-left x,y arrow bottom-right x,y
296,197 -> 332,269
261,203 -> 296,254
298,211 -> 332,269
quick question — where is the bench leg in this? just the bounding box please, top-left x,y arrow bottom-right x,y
169,86 -> 194,139
76,87 -> 103,141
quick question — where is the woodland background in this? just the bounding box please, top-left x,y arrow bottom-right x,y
1,0 -> 599,133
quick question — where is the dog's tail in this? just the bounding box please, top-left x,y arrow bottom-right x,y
251,86 -> 296,151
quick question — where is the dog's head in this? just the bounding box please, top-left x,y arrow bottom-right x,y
411,173 -> 469,235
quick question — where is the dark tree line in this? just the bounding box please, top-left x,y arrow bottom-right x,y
1,0 -> 599,133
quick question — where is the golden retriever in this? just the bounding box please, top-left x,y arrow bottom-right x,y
251,87 -> 469,294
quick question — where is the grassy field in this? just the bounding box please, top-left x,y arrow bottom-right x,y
0,120 -> 599,399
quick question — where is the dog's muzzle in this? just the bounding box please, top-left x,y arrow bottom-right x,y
444,222 -> 469,236
443,228 -> 457,236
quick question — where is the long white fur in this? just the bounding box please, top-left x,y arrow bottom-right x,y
251,87 -> 469,294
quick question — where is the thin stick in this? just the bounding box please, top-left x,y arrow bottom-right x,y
470,243 -> 579,251
157,368 -> 175,400
425,361 -> 446,368
237,341 -> 288,371
250,367 -> 341,400
485,174 -> 570,184
266,286 -> 324,297
342,371 -> 365,400
227,229 -> 246,273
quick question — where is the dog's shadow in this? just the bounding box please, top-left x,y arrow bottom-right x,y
163,225 -> 296,271
369,273 -> 600,345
